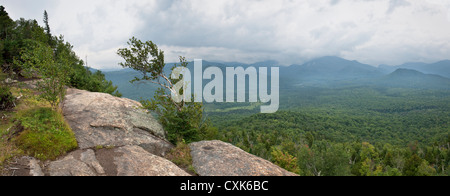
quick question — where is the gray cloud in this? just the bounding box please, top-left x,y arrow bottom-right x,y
329,0 -> 341,6
387,0 -> 411,14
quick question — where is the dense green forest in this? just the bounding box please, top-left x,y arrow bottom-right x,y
212,111 -> 449,176
209,86 -> 450,176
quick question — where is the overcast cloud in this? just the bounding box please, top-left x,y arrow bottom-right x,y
2,0 -> 450,69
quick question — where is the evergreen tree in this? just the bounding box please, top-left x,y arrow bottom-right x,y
0,6 -> 14,69
43,10 -> 53,47
0,6 -> 14,39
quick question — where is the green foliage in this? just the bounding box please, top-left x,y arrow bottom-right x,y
42,10 -> 53,47
212,86 -> 450,176
0,40 -> 4,66
156,99 -> 200,143
118,37 -> 216,144
70,67 -> 122,97
15,107 -> 78,160
0,6 -> 120,97
2,18 -> 48,74
0,85 -> 15,110
165,141 -> 196,175
117,37 -> 165,82
402,154 -> 437,176
0,6 -> 14,40
141,87 -> 214,144
18,40 -> 70,109
1,6 -> 16,71
271,148 -> 301,174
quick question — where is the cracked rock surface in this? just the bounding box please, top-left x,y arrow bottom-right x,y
46,146 -> 189,176
190,140 -> 298,176
62,88 -> 172,157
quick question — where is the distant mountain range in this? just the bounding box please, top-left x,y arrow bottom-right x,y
373,68 -> 450,90
378,60 -> 450,78
281,56 -> 383,86
103,56 -> 450,100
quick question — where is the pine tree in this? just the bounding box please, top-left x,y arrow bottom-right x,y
43,10 -> 52,46
0,6 -> 14,39
0,6 -> 14,70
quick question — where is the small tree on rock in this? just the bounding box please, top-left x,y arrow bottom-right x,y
17,40 -> 71,110
117,37 -> 215,143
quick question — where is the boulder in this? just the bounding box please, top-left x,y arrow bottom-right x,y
62,88 -> 172,157
190,140 -> 298,176
47,146 -> 190,176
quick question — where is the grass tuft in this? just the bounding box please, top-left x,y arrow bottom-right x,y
14,107 -> 78,161
165,141 -> 197,175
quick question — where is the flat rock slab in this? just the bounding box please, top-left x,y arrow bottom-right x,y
46,146 -> 190,176
62,88 -> 172,156
5,156 -> 44,176
190,140 -> 298,176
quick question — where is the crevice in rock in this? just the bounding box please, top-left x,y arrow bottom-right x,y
95,148 -> 122,176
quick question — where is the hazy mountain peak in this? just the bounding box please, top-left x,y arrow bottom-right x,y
315,56 -> 347,61
389,68 -> 423,76
436,59 -> 450,64
249,60 -> 280,67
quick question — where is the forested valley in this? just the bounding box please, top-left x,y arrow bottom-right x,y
209,86 -> 450,176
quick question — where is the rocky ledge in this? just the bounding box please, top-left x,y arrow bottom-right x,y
7,88 -> 297,176
190,140 -> 298,176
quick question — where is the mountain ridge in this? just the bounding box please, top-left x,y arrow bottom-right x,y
104,56 -> 450,100
376,68 -> 450,90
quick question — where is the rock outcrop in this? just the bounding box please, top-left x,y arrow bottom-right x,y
6,88 -> 296,176
46,146 -> 189,176
62,88 -> 172,157
190,140 -> 298,176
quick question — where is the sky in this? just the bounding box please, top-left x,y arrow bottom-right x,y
2,0 -> 450,70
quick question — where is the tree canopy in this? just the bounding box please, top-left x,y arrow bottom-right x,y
0,6 -> 121,97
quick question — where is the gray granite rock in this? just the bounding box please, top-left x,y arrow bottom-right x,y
112,145 -> 190,176
46,146 -> 190,176
62,88 -> 172,157
190,140 -> 298,176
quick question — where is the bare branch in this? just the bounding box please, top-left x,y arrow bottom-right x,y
160,73 -> 174,89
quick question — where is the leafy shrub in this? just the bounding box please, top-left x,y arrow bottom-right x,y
165,141 -> 196,175
15,107 -> 77,160
0,86 -> 15,110
141,88 -> 216,144
18,40 -> 71,110
70,69 -> 122,97
271,148 -> 301,174
118,37 -> 215,144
